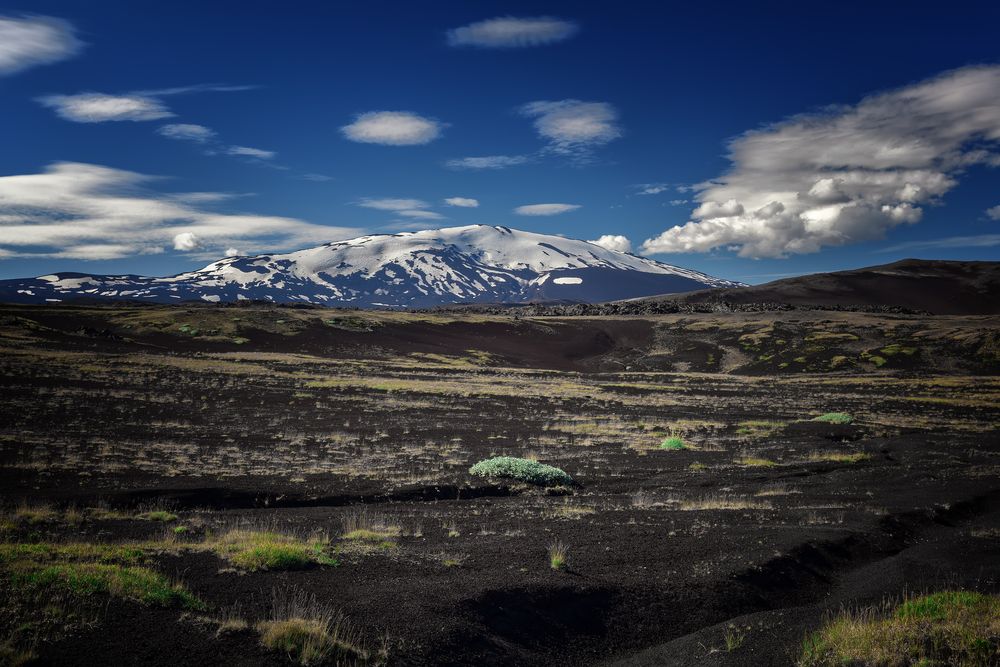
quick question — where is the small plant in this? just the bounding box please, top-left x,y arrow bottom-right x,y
660,436 -> 687,450
340,509 -> 400,542
140,510 -> 178,523
548,541 -> 568,570
173,525 -> 189,535
210,529 -> 333,571
469,457 -> 573,487
736,456 -> 778,467
811,413 -> 853,425
724,624 -> 745,651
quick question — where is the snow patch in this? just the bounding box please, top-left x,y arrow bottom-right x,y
553,277 -> 583,285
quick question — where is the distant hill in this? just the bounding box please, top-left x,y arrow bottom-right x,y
646,259 -> 1000,315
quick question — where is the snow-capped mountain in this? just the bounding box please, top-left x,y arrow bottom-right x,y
0,225 -> 742,307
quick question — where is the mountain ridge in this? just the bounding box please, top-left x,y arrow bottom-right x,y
0,225 -> 742,307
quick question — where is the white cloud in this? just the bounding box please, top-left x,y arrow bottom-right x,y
443,197 -> 479,207
635,183 -> 670,196
514,203 -> 581,216
588,234 -> 632,253
445,155 -> 530,170
987,205 -> 1000,221
0,162 -> 360,260
39,93 -> 173,122
641,66 -> 1000,259
225,247 -> 241,256
447,16 -> 578,48
669,199 -> 688,206
0,14 -> 82,76
172,232 -> 202,251
520,100 -> 621,159
226,145 -> 275,160
158,123 -> 216,143
356,198 -> 429,211
341,111 -> 443,146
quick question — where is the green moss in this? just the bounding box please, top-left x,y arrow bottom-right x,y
469,456 -> 573,487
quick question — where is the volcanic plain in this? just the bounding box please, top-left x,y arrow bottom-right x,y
0,303 -> 998,666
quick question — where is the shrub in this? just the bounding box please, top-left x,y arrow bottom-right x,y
469,457 -> 572,487
799,590 -> 1000,666
811,412 -> 853,425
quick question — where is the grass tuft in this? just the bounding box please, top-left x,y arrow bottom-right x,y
257,588 -> 374,665
660,436 -> 687,451
210,530 -> 332,571
548,541 -> 569,570
811,413 -> 853,425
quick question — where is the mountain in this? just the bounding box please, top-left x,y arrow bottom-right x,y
0,225 -> 742,307
638,259 -> 1000,315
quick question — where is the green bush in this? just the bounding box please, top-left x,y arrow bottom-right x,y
469,457 -> 572,487
812,412 -> 853,425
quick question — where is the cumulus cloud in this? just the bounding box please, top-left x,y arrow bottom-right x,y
641,66 -> 1000,258
514,203 -> 581,216
0,162 -> 359,260
157,123 -> 216,143
987,205 -> 1000,221
588,234 -> 632,253
0,14 -> 82,76
226,145 -> 275,160
445,155 -> 530,170
341,111 -> 444,146
443,197 -> 479,207
172,232 -> 202,251
447,16 -> 578,48
520,100 -> 621,160
39,93 -> 173,122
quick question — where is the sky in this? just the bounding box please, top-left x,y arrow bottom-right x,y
0,0 -> 998,284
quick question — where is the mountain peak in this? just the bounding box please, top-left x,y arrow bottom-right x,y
0,226 -> 742,307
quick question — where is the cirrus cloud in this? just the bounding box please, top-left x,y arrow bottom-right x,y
0,14 -> 83,76
514,203 -> 581,216
641,66 -> 1000,259
341,111 -> 444,146
445,155 -> 530,170
447,16 -> 578,48
157,123 -> 216,143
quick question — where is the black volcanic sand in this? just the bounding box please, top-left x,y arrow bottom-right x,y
0,304 -> 998,666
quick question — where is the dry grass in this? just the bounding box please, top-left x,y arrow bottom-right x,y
807,452 -> 870,464
548,541 -> 569,570
679,495 -> 773,511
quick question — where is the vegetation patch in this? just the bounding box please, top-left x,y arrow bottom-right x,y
881,343 -> 918,356
736,420 -> 787,438
808,452 -> 870,464
8,562 -> 202,609
139,510 -> 178,522
736,456 -> 778,467
812,412 -> 853,424
800,590 -> 1000,666
257,588 -> 375,666
469,456 -> 573,487
209,530 -> 335,571
660,436 -> 687,450
548,541 -> 568,570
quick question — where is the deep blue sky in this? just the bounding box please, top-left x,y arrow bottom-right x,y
0,0 -> 998,282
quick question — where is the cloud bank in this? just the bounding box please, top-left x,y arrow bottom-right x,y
0,14 -> 82,76
642,66 -> 1000,258
447,16 -> 577,48
0,162 -> 358,260
341,111 -> 444,145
